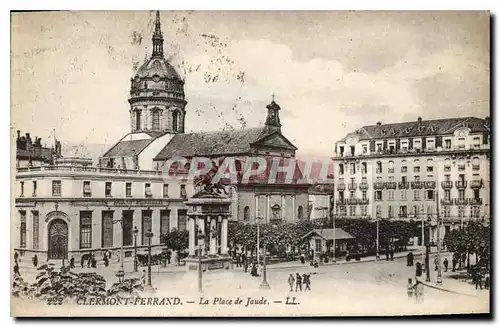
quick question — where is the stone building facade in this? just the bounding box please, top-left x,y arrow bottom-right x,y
332,116 -> 491,244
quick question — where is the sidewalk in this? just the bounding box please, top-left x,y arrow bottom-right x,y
259,248 -> 425,271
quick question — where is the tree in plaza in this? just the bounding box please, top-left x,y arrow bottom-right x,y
160,228 -> 189,264
444,227 -> 469,268
465,221 -> 490,269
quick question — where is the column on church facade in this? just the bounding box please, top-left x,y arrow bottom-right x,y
266,195 -> 270,223
254,194 -> 259,223
221,216 -> 228,254
209,217 -> 217,255
281,195 -> 285,222
25,210 -> 32,250
188,217 -> 195,256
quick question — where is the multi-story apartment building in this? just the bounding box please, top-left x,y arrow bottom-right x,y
14,157 -> 193,263
332,116 -> 490,244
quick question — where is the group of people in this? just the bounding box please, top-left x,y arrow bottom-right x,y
288,272 -> 312,292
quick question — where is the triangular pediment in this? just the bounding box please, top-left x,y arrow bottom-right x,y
252,131 -> 298,150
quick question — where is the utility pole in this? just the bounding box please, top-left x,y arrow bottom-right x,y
333,213 -> 336,263
376,212 -> 380,260
436,191 -> 442,285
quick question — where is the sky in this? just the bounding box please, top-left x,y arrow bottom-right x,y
10,11 -> 490,158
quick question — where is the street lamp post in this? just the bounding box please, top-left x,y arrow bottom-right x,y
145,229 -> 154,291
197,229 -> 205,293
113,217 -> 125,283
333,213 -> 336,263
259,241 -> 270,289
425,217 -> 431,283
436,190 -> 443,285
376,214 -> 380,260
133,226 -> 139,273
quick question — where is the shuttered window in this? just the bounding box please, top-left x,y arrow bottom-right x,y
102,211 -> 114,248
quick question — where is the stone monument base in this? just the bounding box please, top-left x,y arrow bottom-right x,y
183,255 -> 232,272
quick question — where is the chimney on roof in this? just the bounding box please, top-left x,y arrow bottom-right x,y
376,122 -> 381,126
417,117 -> 422,123
485,116 -> 490,127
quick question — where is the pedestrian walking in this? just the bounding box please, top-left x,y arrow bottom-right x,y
288,274 -> 295,291
87,252 -> 92,268
295,273 -> 302,292
141,269 -> 146,285
13,262 -> 21,277
452,256 -> 457,272
69,256 -> 75,269
434,256 -> 438,271
32,254 -> 38,267
390,246 -> 394,261
443,258 -> 449,272
407,278 -> 414,299
409,252 -> 414,266
385,247 -> 389,261
473,266 -> 483,290
103,253 -> 109,267
81,255 -> 85,268
303,274 -> 311,291
415,262 -> 422,277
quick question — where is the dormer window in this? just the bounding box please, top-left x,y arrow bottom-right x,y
418,126 -> 425,132
391,128 -> 397,136
381,129 -> 387,135
430,125 -> 437,132
404,128 -> 411,134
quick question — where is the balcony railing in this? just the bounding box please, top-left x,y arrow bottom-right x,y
398,182 -> 409,189
470,180 -> 483,189
359,199 -> 369,205
455,181 -> 468,189
336,199 -> 346,205
469,198 -> 483,205
385,182 -> 397,189
17,165 -> 166,176
348,183 -> 357,190
440,198 -> 453,205
441,181 -> 453,189
424,181 -> 436,189
454,198 -> 468,205
411,182 -> 423,189
388,168 -> 395,174
359,183 -> 369,190
472,165 -> 480,171
346,198 -> 358,205
374,182 -> 385,190
337,183 -> 346,190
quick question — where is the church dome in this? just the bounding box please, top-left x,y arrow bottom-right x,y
135,57 -> 181,80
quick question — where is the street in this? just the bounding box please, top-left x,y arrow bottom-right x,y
16,251 -> 489,316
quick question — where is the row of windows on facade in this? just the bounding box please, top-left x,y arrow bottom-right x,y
336,204 -> 482,219
338,157 -> 482,175
338,135 -> 486,157
368,189 -> 481,202
339,172 -> 481,186
134,110 -> 181,131
241,205 -> 305,221
19,180 -> 187,199
18,209 -> 188,249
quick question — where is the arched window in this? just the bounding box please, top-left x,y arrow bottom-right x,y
444,158 -> 451,172
298,206 -> 304,219
376,161 -> 382,173
172,111 -> 179,132
413,159 -> 420,173
427,159 -> 434,173
472,157 -> 480,170
135,110 -> 141,130
388,160 -> 394,173
350,163 -> 356,174
401,160 -> 407,173
152,110 -> 160,130
339,163 -> 344,175
243,206 -> 250,221
361,162 -> 367,174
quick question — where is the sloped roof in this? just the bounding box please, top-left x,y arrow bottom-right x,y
102,139 -> 155,157
154,128 -> 270,160
340,117 -> 489,141
302,228 -> 354,240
